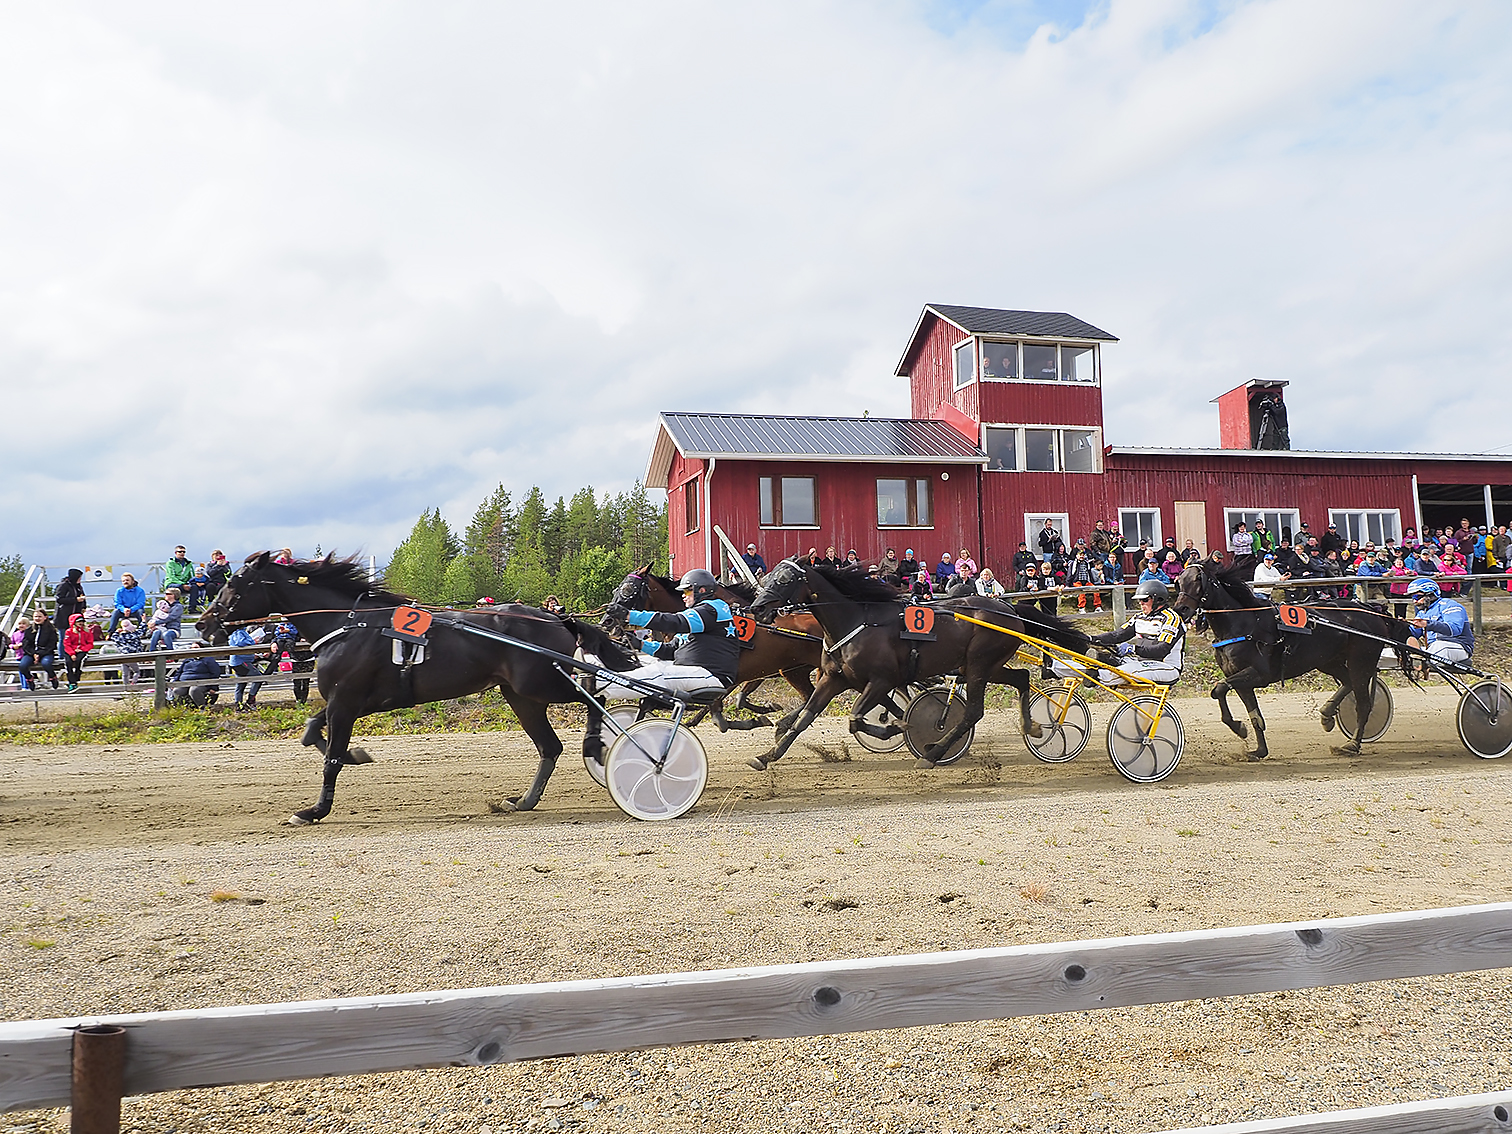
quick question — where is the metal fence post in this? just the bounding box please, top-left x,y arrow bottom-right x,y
153,656 -> 167,710
1472,577 -> 1483,636
71,1023 -> 126,1134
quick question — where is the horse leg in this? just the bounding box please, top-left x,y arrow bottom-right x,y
920,676 -> 989,767
1232,686 -> 1268,760
1001,667 -> 1041,740
1210,680 -> 1246,739
751,671 -> 850,771
582,698 -> 606,774
288,704 -> 357,826
847,681 -> 903,740
1334,664 -> 1376,755
502,694 -> 563,812
300,709 -> 328,754
734,679 -> 778,717
1319,682 -> 1351,738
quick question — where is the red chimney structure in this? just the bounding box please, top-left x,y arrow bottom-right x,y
1212,380 -> 1289,450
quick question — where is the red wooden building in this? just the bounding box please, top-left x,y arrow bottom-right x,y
647,303 -> 1512,576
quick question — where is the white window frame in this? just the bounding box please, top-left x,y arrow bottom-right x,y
1224,508 -> 1300,547
980,424 -> 1103,473
1025,513 -> 1071,554
758,475 -> 820,529
1329,509 -> 1402,547
1118,508 -> 1162,552
978,340 -> 1099,386
952,337 -> 976,391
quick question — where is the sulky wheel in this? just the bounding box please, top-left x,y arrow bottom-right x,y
1023,685 -> 1092,763
853,691 -> 914,754
1456,680 -> 1512,760
586,706 -> 642,787
604,718 -> 708,820
1336,677 -> 1394,744
903,688 -> 974,766
1106,695 -> 1185,784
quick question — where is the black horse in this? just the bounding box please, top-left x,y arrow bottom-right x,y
746,559 -> 1089,769
1170,562 -> 1411,759
198,553 -> 638,824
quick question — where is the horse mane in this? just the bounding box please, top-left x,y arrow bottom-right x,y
563,618 -> 639,672
1212,562 -> 1263,608
646,572 -> 754,605
251,552 -> 412,605
1010,604 -> 1091,653
810,562 -> 906,603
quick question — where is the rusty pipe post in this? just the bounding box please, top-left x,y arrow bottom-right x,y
71,1024 -> 126,1134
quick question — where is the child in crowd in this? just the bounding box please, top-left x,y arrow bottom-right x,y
111,617 -> 144,685
9,618 -> 29,688
62,612 -> 96,692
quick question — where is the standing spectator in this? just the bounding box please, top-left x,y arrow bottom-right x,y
62,613 -> 96,692
1037,519 -> 1064,563
1494,526 -> 1511,590
227,624 -> 264,709
1065,547 -> 1103,612
10,618 -> 31,689
1018,561 -> 1058,617
741,543 -> 768,578
205,549 -> 232,598
165,545 -> 195,597
147,588 -> 185,651
52,568 -> 87,643
1011,542 -> 1038,578
1386,554 -> 1414,618
111,617 -> 144,686
248,617 -> 312,705
1088,520 -> 1114,559
107,572 -> 146,635
1105,524 -> 1127,582
1318,523 -> 1344,557
974,568 -> 1005,596
21,612 -> 60,690
1229,522 -> 1255,568
955,549 -> 977,583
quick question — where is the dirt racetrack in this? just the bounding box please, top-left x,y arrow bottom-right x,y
4,686 -> 1512,1132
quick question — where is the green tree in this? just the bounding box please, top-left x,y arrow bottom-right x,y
385,509 -> 455,603
0,554 -> 25,606
571,544 -> 629,609
620,480 -> 666,571
543,496 -> 568,573
563,487 -> 600,561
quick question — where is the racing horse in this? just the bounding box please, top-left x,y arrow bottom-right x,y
601,569 -> 824,731
745,559 -> 1090,769
198,553 -> 639,824
1170,561 -> 1412,759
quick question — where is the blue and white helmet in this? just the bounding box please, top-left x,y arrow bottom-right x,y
1406,577 -> 1441,607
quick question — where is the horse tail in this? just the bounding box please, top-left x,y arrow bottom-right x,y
1384,612 -> 1415,681
1012,603 -> 1091,654
565,618 -> 639,672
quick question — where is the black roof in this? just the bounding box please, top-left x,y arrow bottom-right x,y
928,304 -> 1118,341
647,412 -> 984,485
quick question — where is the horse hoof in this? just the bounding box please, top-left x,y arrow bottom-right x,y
1246,751 -> 1267,762
1321,714 -> 1336,733
914,757 -> 937,770
747,756 -> 770,772
1233,722 -> 1249,740
285,813 -> 313,826
343,748 -> 373,766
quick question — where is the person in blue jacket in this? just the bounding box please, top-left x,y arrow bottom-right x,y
600,569 -> 739,700
1405,577 -> 1473,666
107,572 -> 147,635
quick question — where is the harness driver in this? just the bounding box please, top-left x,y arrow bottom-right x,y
1087,577 -> 1186,685
599,569 -> 741,701
1404,577 -> 1473,666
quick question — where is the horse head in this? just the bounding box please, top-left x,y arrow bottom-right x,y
602,570 -> 651,633
747,558 -> 811,624
1170,564 -> 1212,622
197,552 -> 279,643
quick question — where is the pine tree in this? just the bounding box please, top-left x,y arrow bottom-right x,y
385,509 -> 455,603
621,480 -> 665,572
543,496 -> 568,572
563,487 -> 600,561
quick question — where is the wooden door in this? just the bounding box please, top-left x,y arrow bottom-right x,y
1174,502 -> 1207,556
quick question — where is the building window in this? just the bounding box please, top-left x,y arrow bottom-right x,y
980,341 -> 1098,384
683,478 -> 699,535
1225,509 -> 1300,547
877,478 -> 933,527
1119,508 -> 1161,551
1330,509 -> 1401,546
981,341 -> 1018,379
760,476 -> 817,527
953,340 -> 975,389
983,426 -> 1101,473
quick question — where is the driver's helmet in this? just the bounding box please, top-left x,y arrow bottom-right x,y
1132,578 -> 1170,606
677,568 -> 720,601
1406,577 -> 1441,608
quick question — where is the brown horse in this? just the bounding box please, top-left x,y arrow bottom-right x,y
601,570 -> 823,731
746,559 -> 1090,768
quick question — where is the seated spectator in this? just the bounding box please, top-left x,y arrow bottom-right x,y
742,543 -> 768,577
896,548 -> 919,585
111,617 -> 144,685
20,613 -> 60,690
1252,553 -> 1287,600
62,613 -> 96,692
543,595 -> 566,615
845,549 -> 861,566
274,548 -> 295,565
184,561 -> 212,614
955,549 -> 977,583
107,572 -> 147,635
1160,549 -> 1185,583
205,549 -> 232,598
1138,558 -> 1165,587
165,545 -> 195,601
974,567 -> 1005,596
933,552 -> 956,589
170,654 -> 222,707
877,548 -> 899,580
1017,561 -> 1058,616
10,618 -> 31,689
147,588 -> 185,651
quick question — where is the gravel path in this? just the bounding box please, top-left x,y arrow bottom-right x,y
3,687 -> 1510,1132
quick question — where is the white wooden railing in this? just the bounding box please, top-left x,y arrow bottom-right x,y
2,905 -> 1510,1132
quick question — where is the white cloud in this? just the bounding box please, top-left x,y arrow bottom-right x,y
1,0 -> 1509,565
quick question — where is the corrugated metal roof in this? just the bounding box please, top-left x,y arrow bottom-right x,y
647,413 -> 984,487
928,304 -> 1118,342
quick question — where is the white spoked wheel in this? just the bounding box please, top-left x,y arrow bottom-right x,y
604,719 -> 708,820
586,706 -> 642,787
903,688 -> 974,766
1336,678 -> 1394,744
853,691 -> 913,754
1023,685 -> 1092,764
1106,695 -> 1185,784
1457,680 -> 1512,760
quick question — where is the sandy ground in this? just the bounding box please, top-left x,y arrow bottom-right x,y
3,686 -> 1512,1133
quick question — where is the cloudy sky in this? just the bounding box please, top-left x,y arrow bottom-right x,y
3,0 -> 1509,568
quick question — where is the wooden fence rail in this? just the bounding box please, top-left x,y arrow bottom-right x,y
2,904 -> 1509,1130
